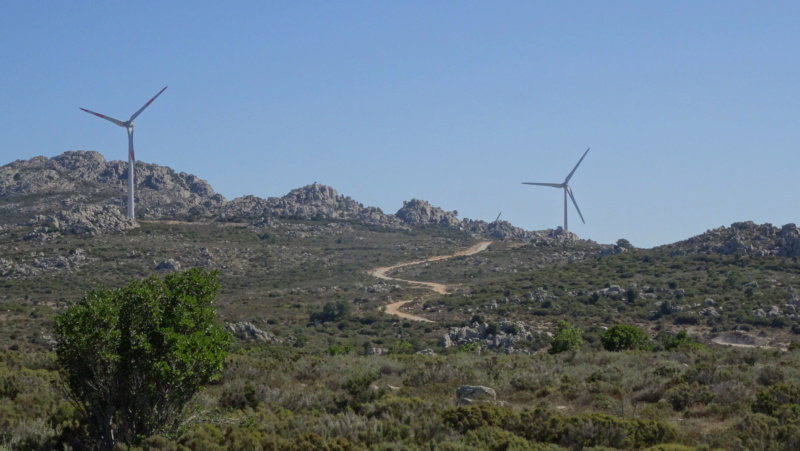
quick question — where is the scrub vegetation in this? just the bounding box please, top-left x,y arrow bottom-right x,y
1,216 -> 800,449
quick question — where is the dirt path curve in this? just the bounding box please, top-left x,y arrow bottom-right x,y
711,334 -> 786,350
369,241 -> 492,322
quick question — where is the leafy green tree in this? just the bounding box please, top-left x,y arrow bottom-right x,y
54,268 -> 232,449
601,324 -> 651,351
309,300 -> 351,323
616,238 -> 634,250
549,320 -> 584,354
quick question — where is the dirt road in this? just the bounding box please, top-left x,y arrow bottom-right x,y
369,241 -> 492,322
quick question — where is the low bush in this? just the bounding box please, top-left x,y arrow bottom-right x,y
601,324 -> 652,351
753,384 -> 800,416
549,320 -> 584,355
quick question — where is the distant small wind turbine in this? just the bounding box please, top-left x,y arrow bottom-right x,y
522,148 -> 590,231
80,86 -> 168,219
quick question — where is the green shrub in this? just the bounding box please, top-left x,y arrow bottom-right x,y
662,330 -> 704,351
463,425 -> 538,450
310,301 -> 351,323
601,324 -> 651,351
219,380 -> 260,410
176,424 -> 225,450
727,413 -> 781,451
507,408 -> 678,449
616,239 -> 634,250
549,320 -> 584,354
327,344 -> 354,356
665,382 -> 715,411
342,372 -> 383,407
390,340 -> 415,355
753,384 -> 800,416
442,404 -> 514,434
403,361 -> 463,387
54,268 -> 233,449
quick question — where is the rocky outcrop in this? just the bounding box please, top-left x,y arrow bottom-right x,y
135,163 -> 226,220
0,151 -> 226,224
456,385 -> 497,405
225,322 -> 281,343
439,321 -> 549,354
0,248 -> 92,278
27,203 -> 138,237
156,259 -> 182,271
778,224 -> 800,257
0,152 -> 606,246
220,183 -> 402,227
394,199 -> 585,244
667,221 -> 800,258
396,199 -> 461,227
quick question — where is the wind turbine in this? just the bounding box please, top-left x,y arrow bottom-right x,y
522,148 -> 590,231
80,86 -> 168,219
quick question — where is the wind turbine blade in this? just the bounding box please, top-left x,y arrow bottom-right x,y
129,86 -> 167,121
79,108 -> 126,127
564,147 -> 590,184
522,182 -> 564,188
566,186 -> 585,224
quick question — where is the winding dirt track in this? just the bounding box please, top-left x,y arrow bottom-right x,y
369,241 -> 492,322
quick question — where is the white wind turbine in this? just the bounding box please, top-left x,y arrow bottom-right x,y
522,148 -> 590,231
80,86 -> 168,219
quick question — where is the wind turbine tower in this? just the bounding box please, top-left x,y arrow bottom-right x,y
80,86 -> 168,219
522,148 -> 590,231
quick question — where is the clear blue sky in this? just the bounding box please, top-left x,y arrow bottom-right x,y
1,2 -> 798,248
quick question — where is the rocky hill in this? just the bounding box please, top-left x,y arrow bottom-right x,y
664,221 -> 800,258
0,151 -> 225,226
0,151 -> 577,243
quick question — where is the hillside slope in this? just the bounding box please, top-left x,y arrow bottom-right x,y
1,150 -> 799,354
